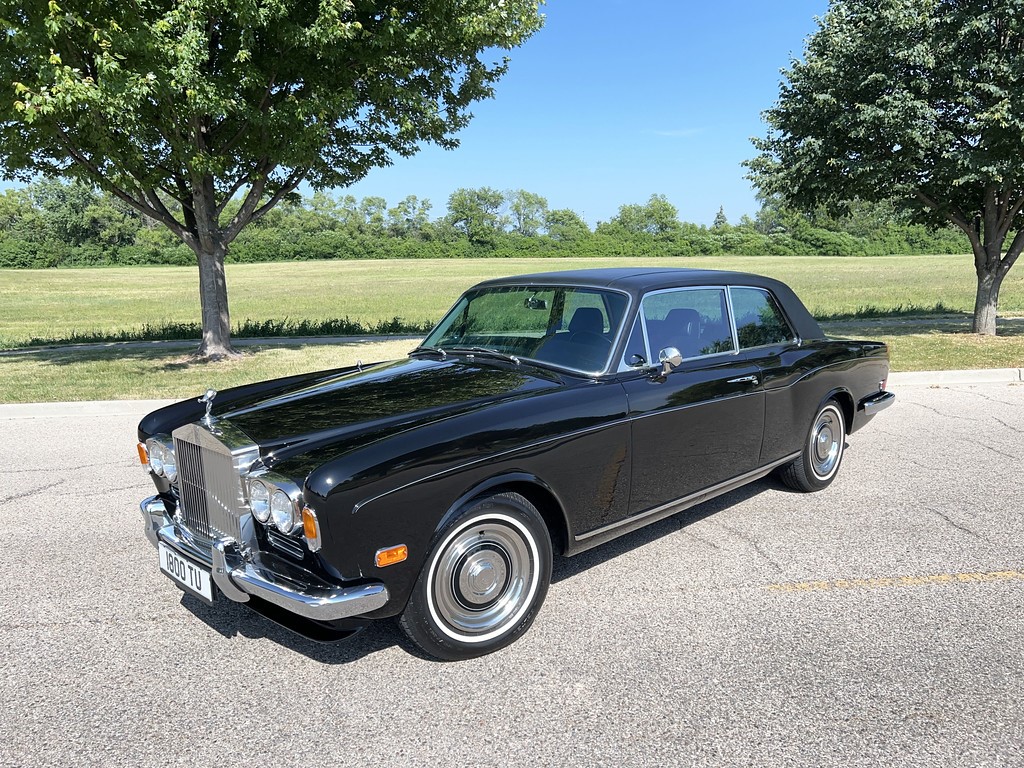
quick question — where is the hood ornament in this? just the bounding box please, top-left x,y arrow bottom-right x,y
198,388 -> 218,427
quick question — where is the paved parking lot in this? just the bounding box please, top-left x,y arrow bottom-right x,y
1,382 -> 1022,767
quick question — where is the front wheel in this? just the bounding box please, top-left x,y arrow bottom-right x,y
778,400 -> 846,492
399,492 -> 552,661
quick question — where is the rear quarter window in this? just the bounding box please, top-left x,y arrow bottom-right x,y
730,287 -> 794,349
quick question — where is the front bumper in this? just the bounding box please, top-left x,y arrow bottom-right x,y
140,496 -> 388,622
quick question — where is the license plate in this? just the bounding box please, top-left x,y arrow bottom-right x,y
159,542 -> 213,602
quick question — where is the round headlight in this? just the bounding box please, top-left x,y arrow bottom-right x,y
162,445 -> 177,484
249,480 -> 271,523
271,489 -> 296,533
147,439 -> 166,477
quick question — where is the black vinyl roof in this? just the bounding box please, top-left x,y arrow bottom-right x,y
473,267 -> 825,340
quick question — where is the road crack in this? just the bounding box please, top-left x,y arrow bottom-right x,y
0,480 -> 64,505
716,522 -> 784,574
903,402 -> 982,422
925,506 -> 986,541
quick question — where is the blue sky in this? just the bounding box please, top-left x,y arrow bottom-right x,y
343,0 -> 830,227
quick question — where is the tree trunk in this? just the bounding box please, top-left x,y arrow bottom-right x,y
189,174 -> 238,360
971,267 -> 1004,336
195,241 -> 237,358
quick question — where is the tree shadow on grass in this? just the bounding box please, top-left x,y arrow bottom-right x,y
822,315 -> 1024,338
3,343 -> 264,369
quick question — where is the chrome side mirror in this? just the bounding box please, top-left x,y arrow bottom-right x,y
658,347 -> 682,377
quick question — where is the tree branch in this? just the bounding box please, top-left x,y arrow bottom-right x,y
222,161 -> 272,243
1001,228 -> 1024,275
53,126 -> 185,236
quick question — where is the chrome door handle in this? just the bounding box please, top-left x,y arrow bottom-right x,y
727,375 -> 759,384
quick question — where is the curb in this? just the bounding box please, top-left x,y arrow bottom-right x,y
0,399 -> 175,418
889,368 -> 1023,386
0,369 -> 1020,416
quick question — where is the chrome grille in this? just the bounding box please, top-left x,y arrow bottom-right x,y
172,424 -> 248,542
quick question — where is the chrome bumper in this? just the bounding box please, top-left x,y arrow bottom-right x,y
140,496 -> 388,621
859,390 -> 896,416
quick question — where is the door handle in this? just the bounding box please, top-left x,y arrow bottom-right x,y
727,375 -> 759,385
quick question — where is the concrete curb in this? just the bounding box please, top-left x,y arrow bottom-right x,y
0,369 -> 1020,416
0,399 -> 175,418
889,368 -> 1023,385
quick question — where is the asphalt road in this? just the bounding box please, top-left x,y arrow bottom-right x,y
1,383 -> 1022,768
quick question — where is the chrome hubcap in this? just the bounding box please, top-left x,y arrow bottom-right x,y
431,517 -> 535,639
811,408 -> 842,479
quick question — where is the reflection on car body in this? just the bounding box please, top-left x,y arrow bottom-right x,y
137,268 -> 894,660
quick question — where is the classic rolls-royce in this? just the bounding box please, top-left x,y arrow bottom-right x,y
138,268 -> 894,660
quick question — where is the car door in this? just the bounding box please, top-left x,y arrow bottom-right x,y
620,286 -> 766,515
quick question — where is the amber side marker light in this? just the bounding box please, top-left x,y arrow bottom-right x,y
301,506 -> 322,552
137,442 -> 149,466
375,544 -> 408,568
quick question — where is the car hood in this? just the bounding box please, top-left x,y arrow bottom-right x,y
216,357 -> 564,465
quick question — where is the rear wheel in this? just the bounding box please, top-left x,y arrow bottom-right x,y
399,492 -> 552,661
778,400 -> 846,492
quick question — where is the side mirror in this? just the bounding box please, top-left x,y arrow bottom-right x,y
658,347 -> 682,377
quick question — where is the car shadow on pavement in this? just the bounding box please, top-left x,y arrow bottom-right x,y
180,592 -> 406,663
551,476 -> 780,584
177,473 -> 793,663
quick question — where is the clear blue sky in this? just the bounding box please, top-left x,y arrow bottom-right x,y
342,0 -> 829,227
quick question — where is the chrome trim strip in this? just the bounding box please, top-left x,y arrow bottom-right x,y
574,451 -> 802,542
860,390 -> 895,416
724,284 -> 741,353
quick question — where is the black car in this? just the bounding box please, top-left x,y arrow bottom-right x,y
138,267 -> 894,660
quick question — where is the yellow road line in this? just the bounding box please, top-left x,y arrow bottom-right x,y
766,569 -> 1024,593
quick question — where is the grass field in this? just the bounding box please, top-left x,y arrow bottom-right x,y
3,255 -> 1024,347
1,255 -> 1023,403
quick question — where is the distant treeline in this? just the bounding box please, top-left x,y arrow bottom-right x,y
0,178 -> 966,268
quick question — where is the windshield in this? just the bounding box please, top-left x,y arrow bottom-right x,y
422,285 -> 630,374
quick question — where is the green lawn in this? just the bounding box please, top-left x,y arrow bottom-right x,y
1,255 -> 1022,403
2,255 -> 1023,347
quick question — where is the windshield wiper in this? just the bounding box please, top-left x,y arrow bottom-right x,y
409,345 -> 447,359
447,346 -> 521,365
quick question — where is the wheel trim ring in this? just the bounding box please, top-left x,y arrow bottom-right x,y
810,406 -> 843,481
426,512 -> 540,644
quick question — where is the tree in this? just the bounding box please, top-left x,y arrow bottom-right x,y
746,0 -> 1024,335
712,206 -> 729,229
604,194 -> 681,236
446,187 -> 508,245
544,208 -> 590,242
1,1 -> 544,357
508,189 -> 548,236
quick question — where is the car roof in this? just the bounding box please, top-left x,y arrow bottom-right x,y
475,267 -> 786,293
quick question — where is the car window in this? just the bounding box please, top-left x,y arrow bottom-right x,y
423,285 -> 629,373
641,288 -> 734,359
730,287 -> 794,349
620,314 -> 647,367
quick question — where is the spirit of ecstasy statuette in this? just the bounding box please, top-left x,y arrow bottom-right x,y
198,388 -> 217,427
